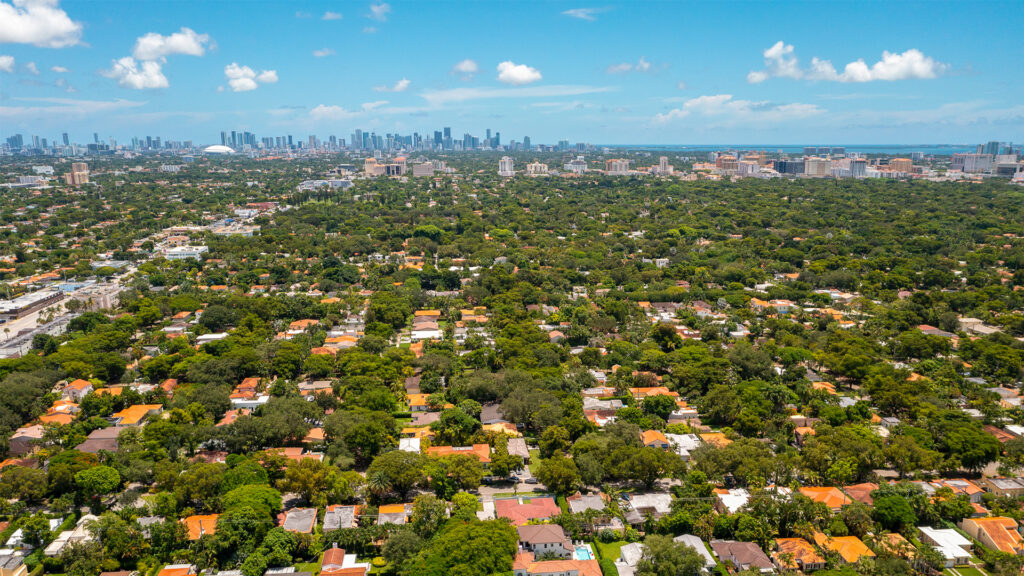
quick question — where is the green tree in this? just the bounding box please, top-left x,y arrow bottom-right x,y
636,534 -> 706,576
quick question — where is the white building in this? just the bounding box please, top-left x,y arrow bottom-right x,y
498,156 -> 515,177
804,157 -> 832,177
163,245 -> 209,260
918,527 -> 971,567
564,156 -> 588,174
525,161 -> 549,176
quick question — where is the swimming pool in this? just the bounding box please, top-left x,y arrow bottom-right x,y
574,545 -> 594,561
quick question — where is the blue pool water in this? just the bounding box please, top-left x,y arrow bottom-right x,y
574,546 -> 593,561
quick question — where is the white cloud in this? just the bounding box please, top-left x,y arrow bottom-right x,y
451,59 -> 478,80
224,62 -> 277,92
313,48 -> 335,58
295,10 -> 311,18
309,100 -> 390,121
363,26 -> 377,34
367,2 -> 390,21
562,7 -> 607,21
654,93 -> 823,124
0,55 -> 13,72
606,56 -> 652,74
322,11 -> 342,20
102,57 -> 168,89
51,65 -> 68,73
496,61 -> 541,85
0,97 -> 145,119
676,81 -> 687,90
374,77 -> 410,92
0,0 -> 82,48
54,76 -> 73,92
422,84 -> 611,107
133,27 -> 210,60
748,41 -> 948,83
25,61 -> 38,75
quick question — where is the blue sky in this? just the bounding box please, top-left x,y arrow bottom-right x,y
1,0 -> 1022,145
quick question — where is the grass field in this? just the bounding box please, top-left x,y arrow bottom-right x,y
594,540 -> 627,562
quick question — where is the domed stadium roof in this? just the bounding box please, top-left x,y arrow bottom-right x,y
203,145 -> 235,154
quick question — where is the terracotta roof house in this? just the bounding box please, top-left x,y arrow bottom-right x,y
842,482 -> 879,506
813,533 -> 875,564
641,430 -> 670,449
799,487 -> 852,512
495,497 -> 560,526
774,538 -> 825,572
961,517 -> 1024,555
512,552 -> 602,576
377,503 -> 413,525
110,404 -> 163,426
426,443 -> 491,463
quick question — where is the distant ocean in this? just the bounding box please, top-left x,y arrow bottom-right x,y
608,144 -> 981,155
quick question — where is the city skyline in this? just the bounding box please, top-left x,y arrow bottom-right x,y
1,1 -> 1022,144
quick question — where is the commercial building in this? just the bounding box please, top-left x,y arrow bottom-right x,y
0,290 -> 64,321
804,157 -> 832,177
951,153 -> 993,173
163,245 -> 209,260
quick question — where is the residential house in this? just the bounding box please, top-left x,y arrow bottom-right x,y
110,404 -> 163,426
799,487 -> 852,512
517,524 -> 572,558
280,507 -> 317,534
75,426 -> 122,453
62,379 -> 93,402
44,515 -> 98,556
323,505 -> 359,531
377,503 -> 413,525
710,540 -> 774,573
426,443 -> 491,463
512,551 -> 601,576
0,552 -> 26,576
7,425 -> 44,456
640,430 -> 670,449
774,538 -> 825,572
623,493 -> 673,524
961,517 -> 1024,555
918,527 -> 971,567
321,546 -> 370,576
665,433 -> 702,460
842,483 -> 879,506
495,497 -> 560,526
812,533 -> 875,564
674,535 -> 716,571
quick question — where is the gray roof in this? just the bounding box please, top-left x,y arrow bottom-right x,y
323,506 -> 358,531
281,508 -> 317,533
517,524 -> 571,549
480,403 -> 506,424
674,534 -> 716,568
507,437 -> 529,459
710,540 -> 772,570
567,493 -> 606,515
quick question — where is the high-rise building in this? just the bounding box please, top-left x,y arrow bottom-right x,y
850,159 -> 867,177
522,136 -> 531,150
93,132 -> 99,143
221,131 -> 228,146
62,133 -> 69,146
951,153 -> 993,173
605,159 -> 630,175
494,132 -> 500,147
498,156 -> 514,177
65,162 -> 89,186
804,157 -> 832,177
889,158 -> 913,173
983,141 -> 1001,156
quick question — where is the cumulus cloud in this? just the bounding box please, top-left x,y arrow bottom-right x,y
133,27 -> 210,60
224,62 -> 278,92
313,48 -> 335,57
562,7 -> 607,21
0,55 -> 13,73
373,78 -> 410,92
496,61 -> 541,85
51,65 -> 68,73
0,0 -> 83,48
25,61 -> 38,75
367,2 -> 390,21
606,57 -> 652,74
310,100 -> 390,120
654,93 -> 823,124
748,41 -> 948,83
451,59 -> 478,80
102,57 -> 169,89
322,11 -> 342,20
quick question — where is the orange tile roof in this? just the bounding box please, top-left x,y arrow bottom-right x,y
111,404 -> 162,425
775,538 -> 824,569
426,443 -> 491,463
699,432 -> 733,447
184,514 -> 219,540
66,379 -> 92,390
813,533 -> 875,563
641,430 -> 668,446
800,487 -> 852,510
969,517 -> 1024,554
39,413 -> 75,426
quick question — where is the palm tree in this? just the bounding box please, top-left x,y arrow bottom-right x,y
366,470 -> 392,501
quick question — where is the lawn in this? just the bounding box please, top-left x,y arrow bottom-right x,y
294,562 -> 320,575
594,540 -> 627,562
556,495 -> 569,513
528,449 -> 541,475
945,567 -> 988,576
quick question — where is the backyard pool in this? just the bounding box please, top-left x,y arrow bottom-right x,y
574,545 -> 594,561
